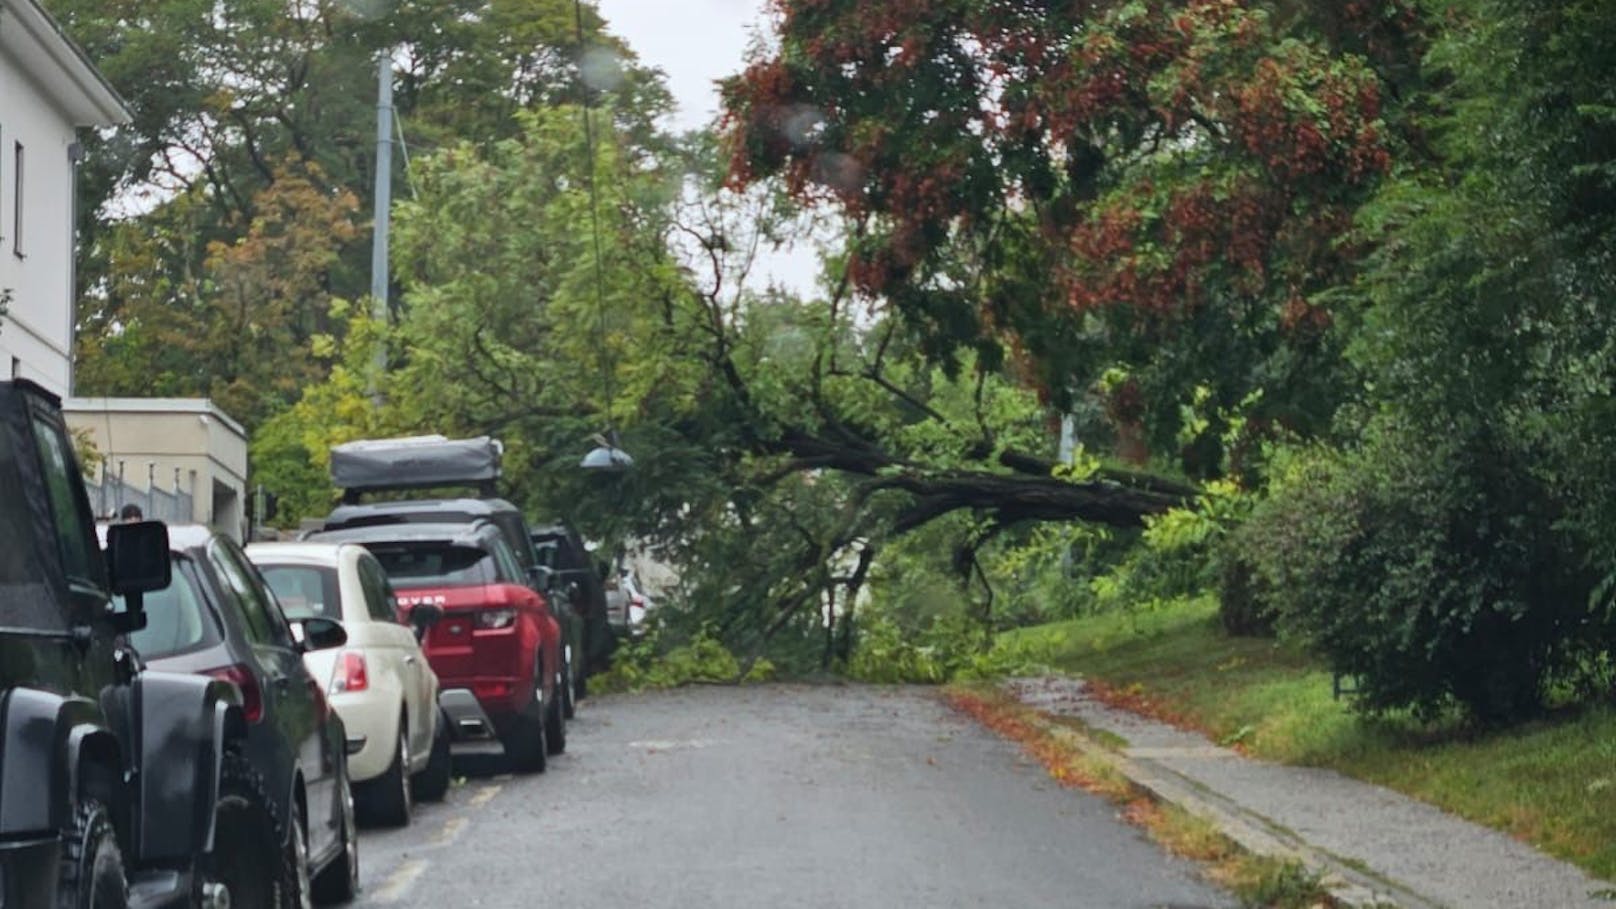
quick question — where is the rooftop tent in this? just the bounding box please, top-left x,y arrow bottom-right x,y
330,435 -> 503,497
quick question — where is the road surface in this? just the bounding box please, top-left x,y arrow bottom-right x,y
350,685 -> 1233,908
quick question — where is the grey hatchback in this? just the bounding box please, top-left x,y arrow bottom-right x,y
114,525 -> 361,906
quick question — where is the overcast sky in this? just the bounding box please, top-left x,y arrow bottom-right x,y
594,0 -> 770,133
594,0 -> 826,293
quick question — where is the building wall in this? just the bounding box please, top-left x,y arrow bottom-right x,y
0,46 -> 78,396
65,401 -> 251,541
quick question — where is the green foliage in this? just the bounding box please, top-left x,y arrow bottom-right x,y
1086,481 -> 1253,617
1236,425 -> 1608,722
591,629 -> 775,694
844,614 -> 1040,684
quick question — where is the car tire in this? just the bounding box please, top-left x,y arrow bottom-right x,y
561,649 -> 576,720
209,752 -> 284,909
361,722 -> 413,828
282,797 -> 313,909
311,765 -> 358,904
58,799 -> 127,909
503,663 -> 548,774
545,681 -> 567,756
411,713 -> 452,803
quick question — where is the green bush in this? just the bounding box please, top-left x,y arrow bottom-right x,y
592,630 -> 775,694
1237,423 -> 1606,722
1215,548 -> 1273,637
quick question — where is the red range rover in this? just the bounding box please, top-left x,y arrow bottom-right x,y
310,521 -> 566,772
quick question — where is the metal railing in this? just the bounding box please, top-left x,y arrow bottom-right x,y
84,472 -> 195,525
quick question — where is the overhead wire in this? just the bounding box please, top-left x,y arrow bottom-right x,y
573,0 -> 620,447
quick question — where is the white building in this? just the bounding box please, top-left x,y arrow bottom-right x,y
0,0 -> 130,396
65,398 -> 251,541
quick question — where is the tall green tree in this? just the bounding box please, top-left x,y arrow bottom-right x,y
60,0 -> 670,428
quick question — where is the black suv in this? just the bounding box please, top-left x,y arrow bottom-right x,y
0,380 -> 254,908
530,522 -> 617,699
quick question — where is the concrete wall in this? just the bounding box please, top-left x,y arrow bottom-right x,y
65,399 -> 251,540
0,46 -> 78,396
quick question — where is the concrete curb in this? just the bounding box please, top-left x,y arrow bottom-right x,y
1009,688 -> 1440,909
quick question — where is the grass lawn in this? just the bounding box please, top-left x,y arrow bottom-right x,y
996,597 -> 1616,882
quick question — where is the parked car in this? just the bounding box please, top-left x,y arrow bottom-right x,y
310,521 -> 567,772
248,542 -> 452,826
0,379 -> 258,909
531,521 -> 618,703
621,568 -> 653,633
117,524 -> 360,905
324,436 -> 597,706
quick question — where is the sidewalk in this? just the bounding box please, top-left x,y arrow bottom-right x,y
1003,676 -> 1612,909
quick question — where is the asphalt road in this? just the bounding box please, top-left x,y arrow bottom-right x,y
348,685 -> 1234,908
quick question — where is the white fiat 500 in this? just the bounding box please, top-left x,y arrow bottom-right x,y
247,541 -> 450,826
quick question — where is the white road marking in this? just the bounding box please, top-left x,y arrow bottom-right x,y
371,858 -> 428,904
628,738 -> 716,751
437,816 -> 470,844
468,784 -> 502,808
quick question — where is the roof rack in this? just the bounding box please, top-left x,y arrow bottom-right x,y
330,435 -> 503,499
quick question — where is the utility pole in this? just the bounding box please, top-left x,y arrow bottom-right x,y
370,55 -> 394,392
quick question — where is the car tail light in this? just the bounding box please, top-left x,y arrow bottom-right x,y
332,651 -> 368,693
474,608 -> 518,630
473,680 -> 514,700
631,594 -> 645,608
206,664 -> 263,724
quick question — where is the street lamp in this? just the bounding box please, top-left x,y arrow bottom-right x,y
580,433 -> 633,472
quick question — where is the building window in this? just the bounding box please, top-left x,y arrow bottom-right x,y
11,142 -> 21,259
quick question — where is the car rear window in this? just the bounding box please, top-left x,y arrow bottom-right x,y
258,564 -> 342,622
365,543 -> 496,589
125,557 -> 220,659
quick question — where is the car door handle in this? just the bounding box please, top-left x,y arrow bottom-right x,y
404,655 -> 417,665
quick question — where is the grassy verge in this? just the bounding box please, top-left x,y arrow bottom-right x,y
995,597 -> 1616,881
944,685 -> 1332,909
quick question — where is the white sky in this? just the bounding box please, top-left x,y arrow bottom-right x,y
594,0 -> 772,134
594,0 -> 828,295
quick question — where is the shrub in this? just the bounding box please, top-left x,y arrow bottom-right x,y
592,630 -> 775,694
1215,549 -> 1274,637
1238,422 -> 1606,722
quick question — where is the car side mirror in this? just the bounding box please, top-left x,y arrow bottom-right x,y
105,521 -> 171,632
409,603 -> 444,642
293,617 -> 348,652
527,565 -> 553,591
106,521 -> 171,595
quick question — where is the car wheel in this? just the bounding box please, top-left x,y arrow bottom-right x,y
209,752 -> 283,909
311,764 -> 358,904
58,799 -> 127,909
503,663 -> 548,774
411,712 -> 453,803
282,798 -> 313,909
361,721 -> 413,827
545,681 -> 567,756
561,649 -> 576,720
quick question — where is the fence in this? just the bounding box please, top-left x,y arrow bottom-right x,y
84,471 -> 195,525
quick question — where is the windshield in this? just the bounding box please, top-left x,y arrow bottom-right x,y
258,564 -> 342,622
364,542 -> 496,589
124,557 -> 219,659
